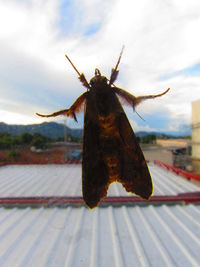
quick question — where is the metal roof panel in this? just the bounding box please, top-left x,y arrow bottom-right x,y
0,163 -> 199,197
0,205 -> 199,267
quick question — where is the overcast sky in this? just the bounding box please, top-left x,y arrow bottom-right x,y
1,0 -> 200,134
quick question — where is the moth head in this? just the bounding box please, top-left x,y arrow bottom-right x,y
89,68 -> 108,87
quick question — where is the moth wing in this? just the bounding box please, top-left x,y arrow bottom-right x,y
82,102 -> 109,209
82,91 -> 153,208
117,111 -> 153,199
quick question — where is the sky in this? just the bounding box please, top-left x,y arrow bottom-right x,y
1,0 -> 200,135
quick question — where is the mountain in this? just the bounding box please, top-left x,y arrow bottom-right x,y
136,131 -> 191,138
0,122 -> 82,139
0,122 -> 190,139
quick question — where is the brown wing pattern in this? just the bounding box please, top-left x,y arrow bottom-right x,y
103,91 -> 153,200
116,111 -> 153,199
82,89 -> 152,208
82,95 -> 109,209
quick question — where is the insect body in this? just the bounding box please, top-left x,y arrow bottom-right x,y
36,48 -> 169,208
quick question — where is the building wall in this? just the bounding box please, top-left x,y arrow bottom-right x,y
192,99 -> 200,173
156,139 -> 190,148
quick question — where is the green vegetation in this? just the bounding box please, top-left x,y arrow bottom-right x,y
30,133 -> 51,149
157,134 -> 191,140
57,134 -> 82,143
0,132 -> 52,149
7,148 -> 20,160
137,133 -> 191,144
138,134 -> 156,144
0,131 -> 191,149
0,131 -> 82,150
0,122 -> 83,140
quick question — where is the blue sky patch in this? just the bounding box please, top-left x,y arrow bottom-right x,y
58,0 -> 101,37
160,62 -> 200,80
84,22 -> 101,36
58,0 -> 77,36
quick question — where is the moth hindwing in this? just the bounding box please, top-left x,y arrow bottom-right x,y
36,49 -> 170,208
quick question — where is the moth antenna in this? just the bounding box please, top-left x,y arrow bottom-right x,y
135,110 -> 145,122
133,107 -> 145,121
65,53 -> 81,77
114,45 -> 125,71
65,53 -> 90,89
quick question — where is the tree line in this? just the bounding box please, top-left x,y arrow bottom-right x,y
0,132 -> 51,149
137,134 -> 156,144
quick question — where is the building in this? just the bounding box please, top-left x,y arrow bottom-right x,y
192,99 -> 200,173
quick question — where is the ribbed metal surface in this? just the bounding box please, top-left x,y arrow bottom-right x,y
0,163 -> 199,197
0,205 -> 199,267
0,164 -> 199,266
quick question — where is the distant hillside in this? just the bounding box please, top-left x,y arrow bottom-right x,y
0,122 -> 82,139
136,131 -> 191,138
0,122 -> 190,140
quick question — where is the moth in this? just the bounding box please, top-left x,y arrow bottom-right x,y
36,47 -> 169,208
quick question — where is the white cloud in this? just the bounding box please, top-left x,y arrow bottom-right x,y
0,109 -> 41,125
129,118 -> 157,133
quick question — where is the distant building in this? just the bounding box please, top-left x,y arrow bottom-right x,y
192,99 -> 200,173
156,139 -> 190,148
156,139 -> 191,170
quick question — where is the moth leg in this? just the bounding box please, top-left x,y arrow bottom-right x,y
36,109 -> 69,118
113,87 -> 170,110
36,91 -> 88,122
78,73 -> 90,89
134,88 -> 170,107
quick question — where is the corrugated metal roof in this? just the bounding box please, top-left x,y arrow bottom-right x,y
0,163 -> 199,267
0,163 -> 199,197
0,205 -> 199,267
